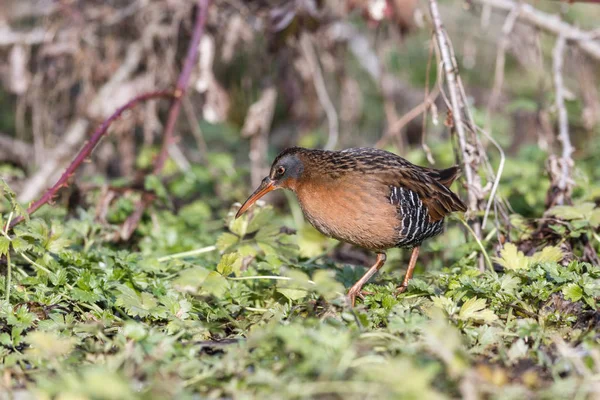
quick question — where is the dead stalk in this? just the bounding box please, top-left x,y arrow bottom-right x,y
474,0 -> 600,61
428,0 -> 481,230
486,5 -> 520,130
300,33 -> 339,151
552,35 -> 574,205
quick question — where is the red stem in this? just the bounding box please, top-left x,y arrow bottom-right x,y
120,0 -> 211,240
5,0 -> 211,234
6,90 -> 174,230
153,0 -> 211,174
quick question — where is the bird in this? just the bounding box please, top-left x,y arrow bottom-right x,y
235,147 -> 467,306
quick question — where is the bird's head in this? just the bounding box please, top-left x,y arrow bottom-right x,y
235,148 -> 305,218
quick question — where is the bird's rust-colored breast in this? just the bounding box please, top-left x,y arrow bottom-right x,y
294,176 -> 400,251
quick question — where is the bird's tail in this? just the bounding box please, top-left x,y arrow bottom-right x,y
426,165 -> 462,189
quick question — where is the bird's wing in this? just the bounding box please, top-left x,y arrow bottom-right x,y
337,148 -> 467,221
378,167 -> 467,222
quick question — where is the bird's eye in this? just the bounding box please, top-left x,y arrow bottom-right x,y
277,166 -> 285,176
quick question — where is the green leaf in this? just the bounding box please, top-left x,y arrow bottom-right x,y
173,267 -> 211,292
431,295 -> 456,315
26,331 -> 75,359
247,206 -> 275,234
10,237 -> 31,253
277,287 -> 308,301
216,232 -> 239,252
0,332 -> 11,346
590,209 -> 600,228
277,270 -> 313,300
122,322 -> 147,341
547,203 -> 595,221
202,271 -> 228,297
228,214 -> 248,238
144,175 -> 170,205
115,285 -> 158,317
530,246 -> 563,264
458,297 -> 498,323
46,235 -> 70,253
217,252 -> 241,276
0,179 -> 28,219
71,288 -> 101,303
312,270 -> 344,300
0,237 -> 9,256
255,224 -> 281,243
494,243 -> 529,271
499,275 -> 521,294
562,283 -> 583,302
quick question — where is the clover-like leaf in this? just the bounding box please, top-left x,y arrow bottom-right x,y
11,237 -> 31,253
217,252 -> 241,276
458,297 -> 498,323
531,246 -> 563,264
115,285 -> 159,318
562,283 -> 583,302
494,243 -> 529,271
202,271 -> 229,297
216,232 -> 239,252
0,237 -> 9,256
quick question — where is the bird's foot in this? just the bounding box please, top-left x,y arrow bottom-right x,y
395,284 -> 408,294
346,287 -> 373,307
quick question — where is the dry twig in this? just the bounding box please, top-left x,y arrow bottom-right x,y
375,42 -> 442,150
474,0 -> 600,61
548,35 -> 574,206
0,133 -> 33,167
486,5 -> 520,129
428,0 -> 482,222
0,26 -> 48,46
241,87 -> 278,188
300,32 -> 339,151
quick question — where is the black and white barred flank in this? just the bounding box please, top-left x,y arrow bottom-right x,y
389,186 -> 444,248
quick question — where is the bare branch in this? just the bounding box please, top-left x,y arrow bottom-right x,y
153,0 -> 211,174
0,25 -> 48,46
478,126 -> 506,229
375,77 -> 441,148
550,35 -> 574,206
18,41 -> 146,204
17,119 -> 89,204
486,5 -> 520,127
428,0 -> 479,215
300,32 -> 339,151
474,0 -> 600,61
0,133 -> 33,167
7,90 -> 174,230
241,87 -> 278,188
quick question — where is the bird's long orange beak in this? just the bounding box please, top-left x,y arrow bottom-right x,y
235,177 -> 277,219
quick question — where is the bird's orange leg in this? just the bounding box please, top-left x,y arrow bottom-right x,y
347,253 -> 386,306
396,246 -> 420,294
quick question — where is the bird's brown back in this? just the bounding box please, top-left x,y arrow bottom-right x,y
289,147 -> 466,222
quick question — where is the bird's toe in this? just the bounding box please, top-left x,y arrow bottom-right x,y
395,285 -> 408,294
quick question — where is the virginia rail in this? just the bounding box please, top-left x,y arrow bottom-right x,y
235,147 -> 467,305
